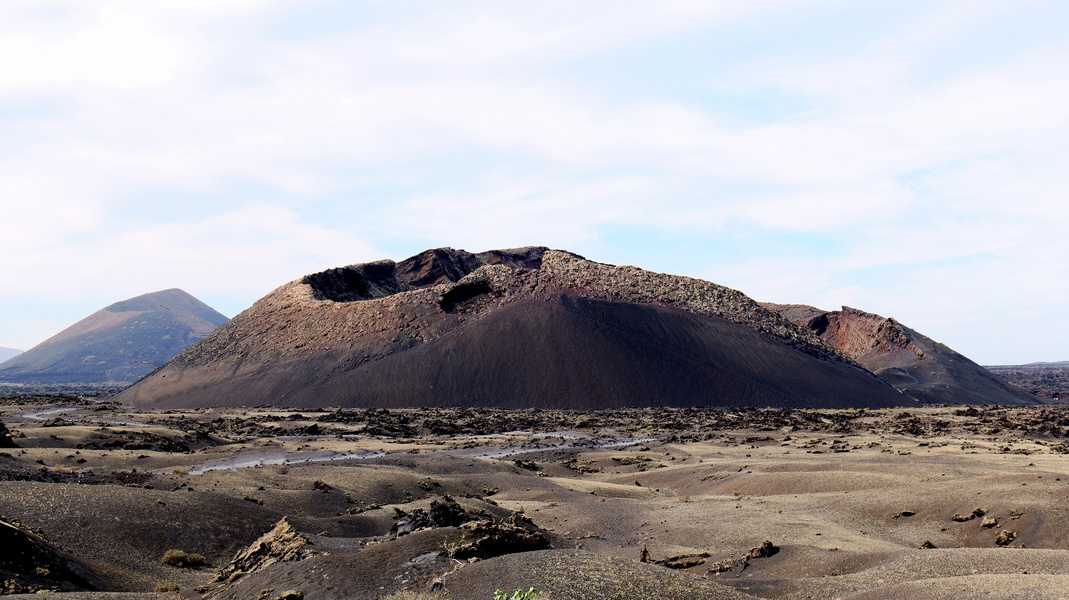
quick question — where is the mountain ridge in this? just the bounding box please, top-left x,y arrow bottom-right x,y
0,289 -> 228,384
763,303 -> 1037,405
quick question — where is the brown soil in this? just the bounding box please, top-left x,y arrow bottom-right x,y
4,400 -> 1069,598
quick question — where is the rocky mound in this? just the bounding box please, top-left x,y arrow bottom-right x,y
117,248 -> 909,409
209,518 -> 319,587
0,289 -> 228,385
765,304 -> 1037,405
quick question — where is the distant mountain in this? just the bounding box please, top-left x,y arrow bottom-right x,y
0,289 -> 228,385
763,304 -> 1038,405
0,347 -> 21,363
118,247 -> 910,410
985,362 -> 1069,401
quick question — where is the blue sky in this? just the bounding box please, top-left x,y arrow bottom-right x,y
1,0 -> 1068,365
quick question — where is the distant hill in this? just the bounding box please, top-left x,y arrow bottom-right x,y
986,362 -> 1069,401
763,304 -> 1038,405
118,247 -> 910,410
0,347 -> 21,363
0,289 -> 228,385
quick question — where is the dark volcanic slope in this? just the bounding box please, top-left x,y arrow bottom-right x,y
118,248 -> 909,410
764,304 -> 1038,405
0,289 -> 228,385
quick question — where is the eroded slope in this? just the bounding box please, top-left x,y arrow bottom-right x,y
766,304 -> 1037,405
119,248 -> 903,409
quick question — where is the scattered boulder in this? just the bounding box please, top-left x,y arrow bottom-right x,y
981,517 -> 998,529
748,540 -> 779,559
952,508 -> 986,522
209,518 -> 318,584
429,496 -> 470,527
449,513 -> 551,560
995,530 -> 1017,546
708,540 -> 779,573
919,540 -> 937,549
391,496 -> 474,537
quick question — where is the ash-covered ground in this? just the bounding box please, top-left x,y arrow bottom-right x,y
3,397 -> 1069,599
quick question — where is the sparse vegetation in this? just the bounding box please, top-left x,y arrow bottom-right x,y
161,549 -> 206,568
155,583 -> 181,592
384,592 -> 445,600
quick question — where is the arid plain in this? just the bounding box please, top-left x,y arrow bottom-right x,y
4,397 -> 1069,600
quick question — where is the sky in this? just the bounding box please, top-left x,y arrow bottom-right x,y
1,0 -> 1067,365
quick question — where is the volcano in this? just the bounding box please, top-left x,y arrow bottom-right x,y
0,289 -> 228,385
117,248 -> 911,409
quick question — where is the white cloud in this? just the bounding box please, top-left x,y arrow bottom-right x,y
0,1 -> 1068,363
0,205 -> 379,304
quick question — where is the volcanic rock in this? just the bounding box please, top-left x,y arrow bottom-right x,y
391,496 -> 474,537
119,248 -> 909,410
986,361 -> 1069,401
0,422 -> 16,449
449,513 -> 552,560
764,304 -> 1038,405
0,289 -> 227,385
209,518 -> 319,585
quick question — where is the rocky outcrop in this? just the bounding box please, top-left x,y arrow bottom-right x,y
118,248 -> 909,410
303,247 -> 549,302
765,304 -> 1038,405
449,512 -> 551,560
210,518 -> 319,585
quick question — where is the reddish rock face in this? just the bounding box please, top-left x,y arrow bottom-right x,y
118,248 -> 911,410
765,304 -> 1038,405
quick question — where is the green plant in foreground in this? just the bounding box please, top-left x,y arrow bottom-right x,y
493,588 -> 540,600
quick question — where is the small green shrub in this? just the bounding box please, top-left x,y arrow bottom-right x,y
155,584 -> 181,592
161,549 -> 206,568
493,588 -> 540,600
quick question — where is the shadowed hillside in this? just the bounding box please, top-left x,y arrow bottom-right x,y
764,304 -> 1038,405
118,248 -> 910,410
0,289 -> 228,385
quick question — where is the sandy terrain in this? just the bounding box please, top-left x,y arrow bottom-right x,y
3,398 -> 1069,599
